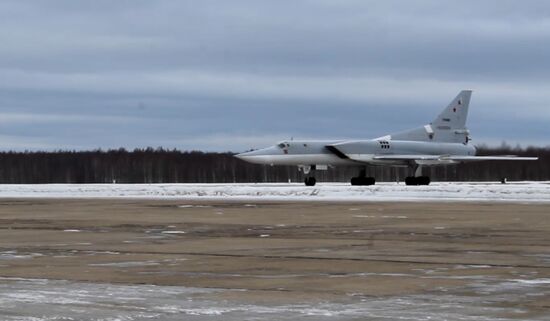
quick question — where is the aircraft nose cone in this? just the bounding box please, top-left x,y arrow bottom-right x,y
234,150 -> 256,162
235,148 -> 274,164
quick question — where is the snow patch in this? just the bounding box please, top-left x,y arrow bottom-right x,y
89,261 -> 161,268
0,277 -> 548,321
0,251 -> 43,260
0,182 -> 547,203
512,278 -> 550,285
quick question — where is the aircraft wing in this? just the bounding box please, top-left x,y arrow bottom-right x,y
344,154 -> 441,163
370,155 -> 538,162
325,144 -> 538,164
437,155 -> 539,162
372,155 -> 440,160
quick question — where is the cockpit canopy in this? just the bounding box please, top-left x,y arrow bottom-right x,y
277,142 -> 290,149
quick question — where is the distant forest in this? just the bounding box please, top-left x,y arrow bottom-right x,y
0,145 -> 546,184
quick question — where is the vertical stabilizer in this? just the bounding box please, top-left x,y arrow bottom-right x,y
432,90 -> 472,129
390,90 -> 473,143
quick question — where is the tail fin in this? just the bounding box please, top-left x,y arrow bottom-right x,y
389,90 -> 473,144
431,90 -> 472,129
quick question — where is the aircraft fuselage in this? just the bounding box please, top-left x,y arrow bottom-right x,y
236,139 -> 476,167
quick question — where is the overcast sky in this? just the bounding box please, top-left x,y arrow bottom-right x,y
1,0 -> 549,151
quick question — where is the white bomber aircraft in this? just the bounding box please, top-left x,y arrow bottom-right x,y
235,90 -> 538,186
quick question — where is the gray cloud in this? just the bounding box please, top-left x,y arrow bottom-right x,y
0,0 -> 549,151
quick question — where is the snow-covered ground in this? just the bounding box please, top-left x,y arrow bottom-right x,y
1,276 -> 549,321
0,181 -> 548,202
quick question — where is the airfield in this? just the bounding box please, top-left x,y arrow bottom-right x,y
0,182 -> 549,320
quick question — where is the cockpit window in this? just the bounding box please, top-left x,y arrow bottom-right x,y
277,142 -> 289,149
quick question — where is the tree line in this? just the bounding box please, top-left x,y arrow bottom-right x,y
0,145 -> 546,184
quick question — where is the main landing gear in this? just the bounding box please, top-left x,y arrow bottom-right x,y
405,165 -> 431,186
405,176 -> 431,186
350,168 -> 376,186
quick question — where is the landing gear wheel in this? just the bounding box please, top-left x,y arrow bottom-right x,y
363,177 -> 375,186
351,176 -> 376,186
304,177 -> 316,186
418,176 -> 431,185
405,176 -> 431,186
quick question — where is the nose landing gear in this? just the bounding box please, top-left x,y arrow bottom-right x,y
300,165 -> 317,186
304,177 -> 317,186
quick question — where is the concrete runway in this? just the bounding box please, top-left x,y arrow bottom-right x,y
0,199 -> 549,320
